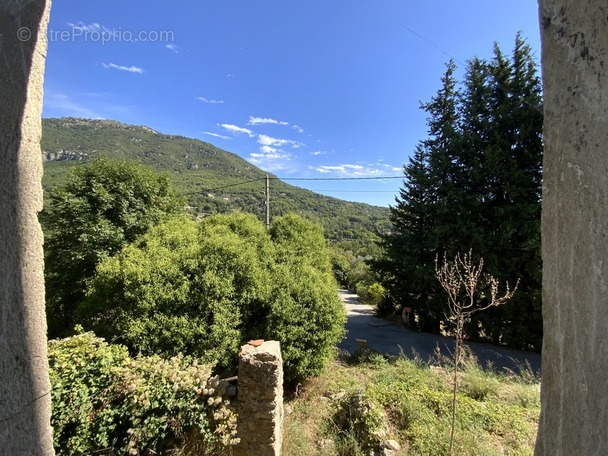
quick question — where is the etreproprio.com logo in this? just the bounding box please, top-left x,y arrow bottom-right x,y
17,26 -> 175,45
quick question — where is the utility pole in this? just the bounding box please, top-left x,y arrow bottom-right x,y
265,175 -> 270,229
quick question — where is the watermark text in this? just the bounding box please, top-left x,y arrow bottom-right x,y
17,25 -> 175,44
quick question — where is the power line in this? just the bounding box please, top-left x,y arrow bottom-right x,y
275,176 -> 403,181
302,190 -> 396,193
177,174 -> 399,225
178,175 -> 405,196
177,177 -> 265,196
177,174 -> 404,224
358,0 -> 544,115
359,0 -> 463,65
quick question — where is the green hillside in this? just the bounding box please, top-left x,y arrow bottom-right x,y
41,118 -> 391,248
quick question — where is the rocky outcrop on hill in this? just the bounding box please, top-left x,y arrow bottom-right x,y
42,150 -> 87,161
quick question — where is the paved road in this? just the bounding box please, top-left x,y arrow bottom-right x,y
338,290 -> 541,375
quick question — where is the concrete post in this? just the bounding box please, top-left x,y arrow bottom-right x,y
0,1 -> 54,454
235,341 -> 284,456
536,0 -> 608,454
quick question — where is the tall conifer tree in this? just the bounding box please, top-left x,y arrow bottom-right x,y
378,61 -> 459,332
378,36 -> 543,349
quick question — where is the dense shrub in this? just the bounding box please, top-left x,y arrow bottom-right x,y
270,213 -> 331,274
266,263 -> 346,382
332,391 -> 388,453
366,283 -> 386,307
356,281 -> 389,313
329,246 -> 351,287
41,158 -> 182,337
267,214 -> 346,382
48,331 -> 238,456
78,212 -> 345,383
78,215 -> 269,370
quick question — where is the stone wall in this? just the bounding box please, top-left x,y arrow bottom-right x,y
0,0 -> 54,454
536,0 -> 608,454
235,341 -> 284,456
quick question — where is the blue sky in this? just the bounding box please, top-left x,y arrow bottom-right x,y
42,1 -> 541,207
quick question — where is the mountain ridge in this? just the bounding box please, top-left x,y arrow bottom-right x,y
41,117 -> 392,248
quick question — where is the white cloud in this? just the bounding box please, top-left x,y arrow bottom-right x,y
314,164 -> 365,175
311,157 -> 402,177
44,92 -> 104,119
260,145 -> 278,154
247,116 -> 305,134
166,44 -> 180,53
203,132 -> 231,140
313,163 -> 402,178
257,134 -> 282,146
375,163 -> 402,173
219,123 -> 255,137
248,150 -> 293,172
68,22 -> 115,35
257,134 -> 303,149
250,152 -> 289,160
247,116 -> 288,126
43,90 -> 138,120
102,63 -> 144,74
196,97 -> 224,104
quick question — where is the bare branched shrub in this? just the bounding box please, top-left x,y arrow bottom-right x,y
435,249 -> 518,455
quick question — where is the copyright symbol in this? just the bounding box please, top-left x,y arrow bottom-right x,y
17,27 -> 32,42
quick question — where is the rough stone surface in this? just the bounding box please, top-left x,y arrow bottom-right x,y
536,0 -> 608,454
0,1 -> 54,455
235,341 -> 284,456
383,439 -> 401,451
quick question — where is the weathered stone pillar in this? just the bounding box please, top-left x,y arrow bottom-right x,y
0,1 -> 54,454
536,1 -> 608,454
235,341 -> 284,456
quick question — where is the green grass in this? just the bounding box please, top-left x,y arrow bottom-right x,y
283,349 -> 540,456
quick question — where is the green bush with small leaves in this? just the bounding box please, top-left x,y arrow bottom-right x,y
41,157 -> 182,338
48,331 -> 238,456
332,391 -> 388,453
266,263 -> 346,383
366,282 -> 386,307
78,212 -> 345,383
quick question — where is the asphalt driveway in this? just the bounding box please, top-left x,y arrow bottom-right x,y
338,290 -> 541,375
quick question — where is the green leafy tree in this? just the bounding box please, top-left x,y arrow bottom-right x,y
366,283 -> 386,308
270,213 -> 332,275
329,245 -> 351,287
268,214 -> 346,382
266,263 -> 345,383
79,212 -> 345,383
41,158 -> 182,337
78,214 -> 271,369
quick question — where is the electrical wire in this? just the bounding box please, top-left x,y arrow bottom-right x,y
300,190 -> 396,193
177,175 -> 404,197
177,177 -> 265,196
358,0 -> 544,115
275,176 -> 403,181
359,0 -> 462,65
